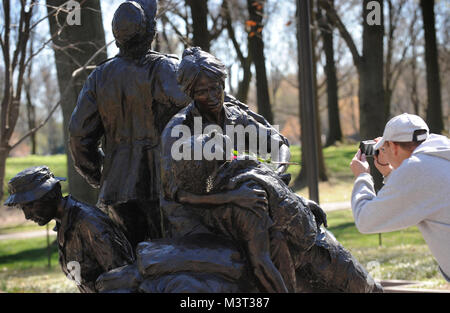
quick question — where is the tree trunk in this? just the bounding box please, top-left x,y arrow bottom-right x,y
25,88 -> 37,154
359,0 -> 385,140
25,32 -> 37,155
410,44 -> 421,116
0,146 -> 10,200
0,1 -> 34,200
420,0 -> 443,134
46,0 -> 106,205
319,3 -> 342,146
247,0 -> 273,124
311,1 -> 327,183
360,0 -> 385,192
236,56 -> 253,103
187,0 -> 210,52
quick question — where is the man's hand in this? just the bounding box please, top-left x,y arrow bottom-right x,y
350,149 -> 370,178
373,137 -> 393,177
374,154 -> 393,177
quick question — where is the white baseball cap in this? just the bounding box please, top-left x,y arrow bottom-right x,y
373,113 -> 429,150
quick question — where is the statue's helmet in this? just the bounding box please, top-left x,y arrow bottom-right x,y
112,1 -> 147,46
129,0 -> 157,27
4,166 -> 66,206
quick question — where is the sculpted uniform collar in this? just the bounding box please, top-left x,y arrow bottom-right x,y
55,195 -> 78,248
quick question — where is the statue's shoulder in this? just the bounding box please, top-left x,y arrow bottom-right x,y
223,99 -> 249,118
163,103 -> 194,136
96,56 -> 118,67
224,93 -> 249,110
144,51 -> 180,66
65,196 -> 105,229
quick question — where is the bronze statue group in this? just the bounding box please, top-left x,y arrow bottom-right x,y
5,0 -> 382,293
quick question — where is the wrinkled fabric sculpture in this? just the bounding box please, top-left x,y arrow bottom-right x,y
68,0 -> 191,248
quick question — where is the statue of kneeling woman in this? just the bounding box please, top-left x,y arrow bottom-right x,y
156,47 -> 382,293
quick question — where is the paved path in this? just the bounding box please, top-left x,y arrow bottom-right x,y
321,201 -> 351,212
0,229 -> 56,241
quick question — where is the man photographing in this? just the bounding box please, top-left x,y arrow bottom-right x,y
350,113 -> 450,282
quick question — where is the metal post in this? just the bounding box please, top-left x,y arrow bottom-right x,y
46,223 -> 51,268
297,0 -> 319,203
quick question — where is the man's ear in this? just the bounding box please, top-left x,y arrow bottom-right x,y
391,142 -> 399,156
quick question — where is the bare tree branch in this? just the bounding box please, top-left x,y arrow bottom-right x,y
160,12 -> 191,46
209,0 -> 227,41
10,39 -> 112,151
318,0 -> 362,70
223,0 -> 246,65
1,0 -> 12,145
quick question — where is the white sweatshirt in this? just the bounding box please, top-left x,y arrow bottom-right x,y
351,134 -> 450,281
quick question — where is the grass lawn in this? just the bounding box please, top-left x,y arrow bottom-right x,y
288,144 -> 356,203
326,210 -> 449,290
0,235 -> 78,292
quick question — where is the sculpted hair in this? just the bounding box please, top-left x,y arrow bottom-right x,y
117,31 -> 155,59
177,47 -> 228,97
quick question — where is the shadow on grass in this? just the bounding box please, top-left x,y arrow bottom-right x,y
0,240 -> 58,266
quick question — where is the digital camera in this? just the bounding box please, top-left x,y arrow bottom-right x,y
359,140 -> 379,157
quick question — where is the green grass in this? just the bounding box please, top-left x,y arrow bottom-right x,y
0,221 -> 55,235
325,210 -> 449,288
0,236 -> 58,270
287,144 -> 357,203
326,210 -> 426,249
0,267 -> 78,293
287,143 -> 356,177
0,232 -> 78,292
5,154 -> 67,180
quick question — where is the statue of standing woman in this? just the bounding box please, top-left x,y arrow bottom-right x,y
69,0 -> 190,248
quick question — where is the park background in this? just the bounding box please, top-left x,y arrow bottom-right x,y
0,0 -> 449,292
